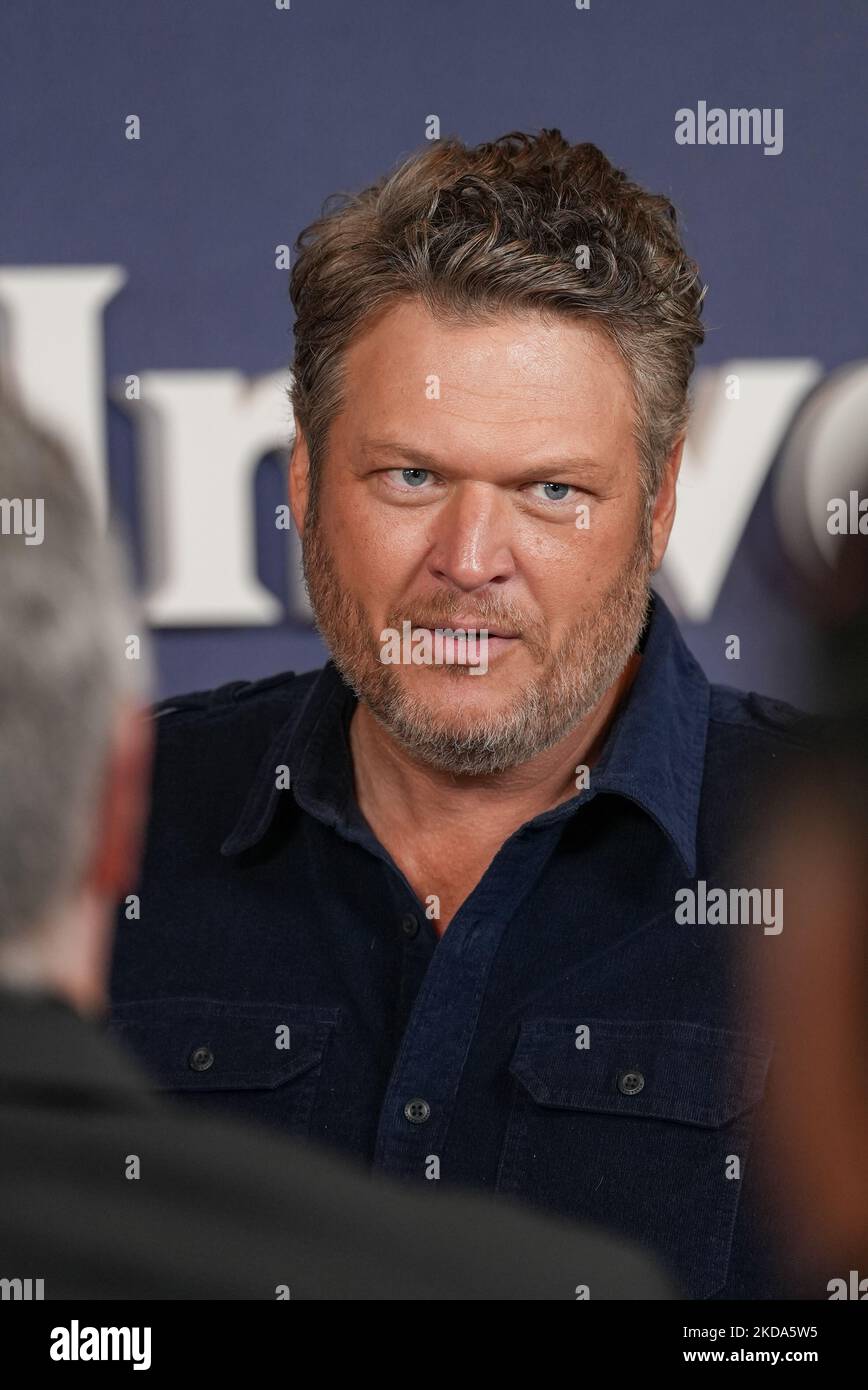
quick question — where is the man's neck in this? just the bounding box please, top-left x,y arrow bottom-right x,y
349,652 -> 642,846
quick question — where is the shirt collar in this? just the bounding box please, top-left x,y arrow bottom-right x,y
221,591 -> 709,876
566,591 -> 709,875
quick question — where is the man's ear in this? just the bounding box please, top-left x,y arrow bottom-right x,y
289,429 -> 311,538
87,702 -> 154,903
650,434 -> 685,573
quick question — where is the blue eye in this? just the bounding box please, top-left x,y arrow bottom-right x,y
400,468 -> 429,487
539,482 -> 572,501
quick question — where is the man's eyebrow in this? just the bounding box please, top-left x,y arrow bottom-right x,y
359,439 -> 608,482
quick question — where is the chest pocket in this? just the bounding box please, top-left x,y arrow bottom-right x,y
496,1017 -> 772,1299
106,998 -> 340,1137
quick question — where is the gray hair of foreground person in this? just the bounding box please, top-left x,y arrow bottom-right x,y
0,393 -> 150,997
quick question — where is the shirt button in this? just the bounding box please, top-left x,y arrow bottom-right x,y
403,1097 -> 431,1124
400,913 -> 420,939
617,1069 -> 645,1096
189,1045 -> 214,1072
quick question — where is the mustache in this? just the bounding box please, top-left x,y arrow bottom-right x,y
386,598 -> 530,635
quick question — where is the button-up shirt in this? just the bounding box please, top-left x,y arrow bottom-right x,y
109,592 -> 816,1299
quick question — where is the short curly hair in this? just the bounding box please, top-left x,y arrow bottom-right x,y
290,129 -> 706,512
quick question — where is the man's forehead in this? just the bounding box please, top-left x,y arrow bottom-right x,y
338,306 -> 629,429
343,299 -> 628,386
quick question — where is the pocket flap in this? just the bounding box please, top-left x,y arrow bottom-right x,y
107,998 -> 340,1092
509,1017 -> 772,1127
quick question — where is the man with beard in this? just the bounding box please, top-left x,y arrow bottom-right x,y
110,130 -> 814,1299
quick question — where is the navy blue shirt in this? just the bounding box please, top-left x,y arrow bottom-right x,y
109,593 -> 816,1299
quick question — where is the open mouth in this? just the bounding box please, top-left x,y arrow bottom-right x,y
418,622 -> 519,641
415,625 -> 520,670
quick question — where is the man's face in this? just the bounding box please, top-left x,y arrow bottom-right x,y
294,299 -> 669,775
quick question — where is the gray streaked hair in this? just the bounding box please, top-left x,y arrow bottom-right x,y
0,393 -> 150,944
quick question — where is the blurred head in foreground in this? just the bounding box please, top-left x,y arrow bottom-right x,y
0,391 -> 152,1014
757,519 -> 868,1291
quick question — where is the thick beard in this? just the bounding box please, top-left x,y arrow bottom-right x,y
302,511 -> 653,776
